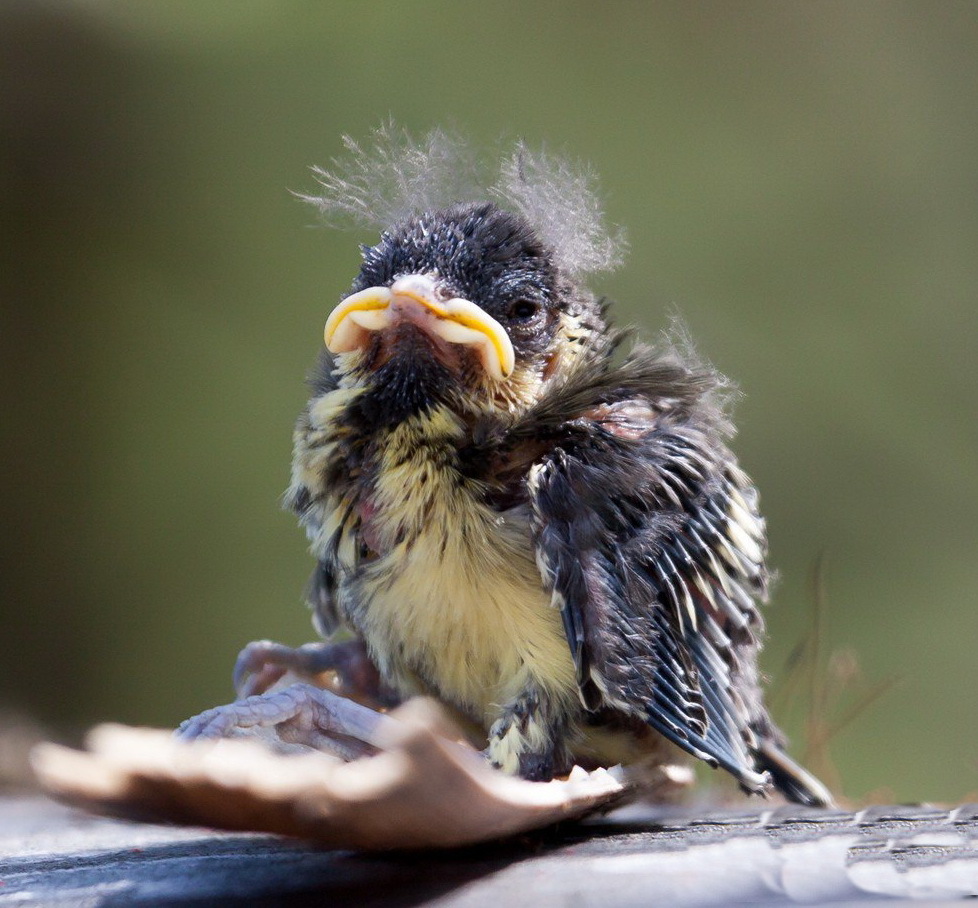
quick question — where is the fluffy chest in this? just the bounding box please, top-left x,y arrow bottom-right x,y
315,405 -> 577,721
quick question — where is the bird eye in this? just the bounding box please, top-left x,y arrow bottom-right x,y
507,300 -> 539,321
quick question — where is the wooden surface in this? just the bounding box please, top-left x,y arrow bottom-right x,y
2,796 -> 978,905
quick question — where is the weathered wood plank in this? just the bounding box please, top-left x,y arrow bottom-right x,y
3,797 -> 977,905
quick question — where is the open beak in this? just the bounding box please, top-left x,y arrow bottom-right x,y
324,274 -> 515,381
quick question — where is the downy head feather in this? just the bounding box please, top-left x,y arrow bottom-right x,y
302,121 -> 626,279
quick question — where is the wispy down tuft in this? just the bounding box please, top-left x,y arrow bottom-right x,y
494,143 -> 625,276
303,122 -> 626,278
303,123 -> 479,232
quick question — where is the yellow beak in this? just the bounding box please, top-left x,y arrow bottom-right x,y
324,274 -> 515,381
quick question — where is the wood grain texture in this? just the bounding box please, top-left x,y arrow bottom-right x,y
2,797 -> 977,905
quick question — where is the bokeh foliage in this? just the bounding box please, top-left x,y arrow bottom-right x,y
2,1 -> 976,803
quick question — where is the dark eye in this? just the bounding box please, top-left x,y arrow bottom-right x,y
507,300 -> 539,321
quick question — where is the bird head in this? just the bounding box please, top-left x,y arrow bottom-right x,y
306,126 -> 626,422
325,202 -> 605,415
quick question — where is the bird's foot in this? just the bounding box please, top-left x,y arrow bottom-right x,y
233,638 -> 399,708
487,692 -> 571,782
175,682 -> 396,761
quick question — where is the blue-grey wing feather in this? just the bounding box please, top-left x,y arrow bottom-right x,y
529,413 -> 773,793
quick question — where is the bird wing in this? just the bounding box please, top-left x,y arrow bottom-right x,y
528,402 -> 773,792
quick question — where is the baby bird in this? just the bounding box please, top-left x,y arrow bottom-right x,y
195,127 -> 831,807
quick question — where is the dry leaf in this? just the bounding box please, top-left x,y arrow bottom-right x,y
31,699 -> 630,850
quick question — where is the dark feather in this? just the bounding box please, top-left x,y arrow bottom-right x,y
305,560 -> 341,637
511,331 -> 727,439
527,344 -> 801,796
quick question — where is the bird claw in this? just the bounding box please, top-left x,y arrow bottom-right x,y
232,638 -> 398,708
175,683 -> 396,761
232,640 -> 299,698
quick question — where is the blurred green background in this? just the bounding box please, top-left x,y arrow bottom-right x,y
2,1 -> 976,804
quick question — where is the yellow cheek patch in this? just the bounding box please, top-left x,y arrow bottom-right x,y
323,275 -> 515,382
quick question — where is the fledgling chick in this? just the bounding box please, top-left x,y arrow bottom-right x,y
208,127 -> 831,806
